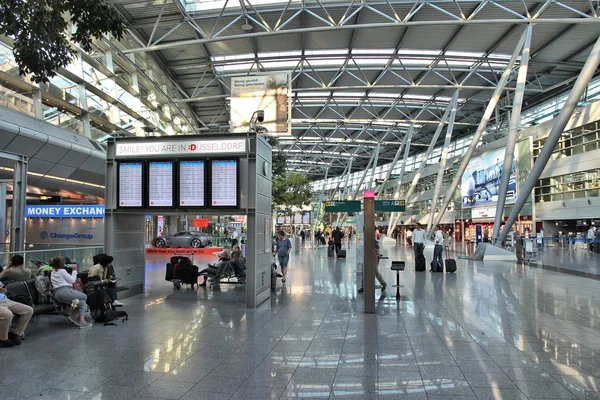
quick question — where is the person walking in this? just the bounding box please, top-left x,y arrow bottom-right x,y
332,226 -> 343,255
406,228 -> 413,247
587,226 -> 595,252
432,225 -> 444,272
230,227 -> 239,248
412,223 -> 426,259
274,230 -> 292,283
358,238 -> 387,294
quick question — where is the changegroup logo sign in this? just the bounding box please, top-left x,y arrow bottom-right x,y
27,218 -> 103,246
39,231 -> 94,241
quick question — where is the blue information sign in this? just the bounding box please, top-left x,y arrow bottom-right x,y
25,205 -> 105,218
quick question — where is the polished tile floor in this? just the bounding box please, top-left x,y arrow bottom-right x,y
3,242 -> 600,399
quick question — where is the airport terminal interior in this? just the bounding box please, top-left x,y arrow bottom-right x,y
1,0 -> 600,399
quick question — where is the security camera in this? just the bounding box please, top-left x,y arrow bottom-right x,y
257,110 -> 264,122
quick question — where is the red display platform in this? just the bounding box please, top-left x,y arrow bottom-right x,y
145,247 -> 224,256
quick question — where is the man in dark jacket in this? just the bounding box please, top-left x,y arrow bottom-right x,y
332,226 -> 344,255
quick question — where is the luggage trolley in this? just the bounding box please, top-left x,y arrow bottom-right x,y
391,261 -> 405,300
523,239 -> 537,264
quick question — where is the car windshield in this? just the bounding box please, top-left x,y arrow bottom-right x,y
172,232 -> 187,237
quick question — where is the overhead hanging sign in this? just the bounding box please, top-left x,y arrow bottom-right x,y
26,205 -> 105,218
115,139 -> 246,157
471,207 -> 497,219
324,201 -> 361,213
375,200 -> 405,212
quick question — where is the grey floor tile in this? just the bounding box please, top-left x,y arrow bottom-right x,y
423,379 -> 475,396
471,387 -> 528,400
77,385 -> 143,400
29,388 -> 85,400
419,365 -> 465,380
109,371 -> 165,387
53,374 -> 111,393
293,366 -> 338,383
179,392 -> 232,400
228,384 -> 285,400
462,372 -> 517,388
515,380 -> 578,399
137,381 -> 196,399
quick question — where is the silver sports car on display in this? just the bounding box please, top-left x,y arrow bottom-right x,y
153,232 -> 212,248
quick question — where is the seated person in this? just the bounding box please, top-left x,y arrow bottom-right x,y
0,255 -> 32,282
50,256 -> 92,329
231,248 -> 247,276
231,245 -> 247,265
198,250 -> 231,287
88,255 -> 123,306
0,279 -> 33,347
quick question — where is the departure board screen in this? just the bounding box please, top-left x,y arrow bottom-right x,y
179,160 -> 205,207
118,162 -> 143,207
148,161 -> 173,207
211,159 -> 238,207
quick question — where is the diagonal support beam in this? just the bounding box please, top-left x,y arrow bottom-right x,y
387,126 -> 415,229
492,24 -> 532,242
432,27 -> 528,229
388,97 -> 454,230
426,90 -> 459,237
497,35 -> 600,245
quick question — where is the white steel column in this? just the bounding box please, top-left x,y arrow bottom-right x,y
388,99 -> 454,231
313,166 -> 329,234
497,35 -> 600,245
335,158 -> 353,227
367,145 -> 381,191
492,25 -> 532,242
377,131 -> 410,200
427,91 -> 459,237
432,28 -> 528,229
387,127 -> 414,229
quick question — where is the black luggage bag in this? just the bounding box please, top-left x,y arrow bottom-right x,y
416,255 -> 426,271
165,263 -> 175,281
327,245 -> 335,258
337,249 -> 347,258
595,242 -> 600,254
431,260 -> 443,273
445,258 -> 457,273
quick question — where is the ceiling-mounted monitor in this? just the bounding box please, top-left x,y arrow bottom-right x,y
117,162 -> 143,208
210,159 -> 238,207
148,161 -> 174,207
179,160 -> 206,207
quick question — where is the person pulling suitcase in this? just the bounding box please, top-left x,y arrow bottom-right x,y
431,225 -> 444,273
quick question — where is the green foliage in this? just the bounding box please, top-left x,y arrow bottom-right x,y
267,136 -> 287,177
272,172 -> 312,217
0,0 -> 126,83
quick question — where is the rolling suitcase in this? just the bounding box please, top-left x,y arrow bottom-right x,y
327,245 -> 335,258
337,249 -> 347,258
415,255 -> 426,271
445,258 -> 457,273
165,263 -> 175,281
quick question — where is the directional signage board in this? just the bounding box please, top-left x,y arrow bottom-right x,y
324,200 -> 361,213
375,200 -> 406,212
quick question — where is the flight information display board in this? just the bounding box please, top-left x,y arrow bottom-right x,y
118,162 -> 143,207
148,161 -> 173,207
211,159 -> 238,207
179,160 -> 205,207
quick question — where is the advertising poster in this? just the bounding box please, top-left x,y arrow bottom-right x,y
230,74 -> 291,135
460,148 -> 517,208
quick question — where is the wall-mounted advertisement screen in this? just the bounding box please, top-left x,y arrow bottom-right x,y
230,74 -> 291,136
211,160 -> 238,207
148,161 -> 173,207
460,148 -> 517,208
118,162 -> 143,207
179,160 -> 205,207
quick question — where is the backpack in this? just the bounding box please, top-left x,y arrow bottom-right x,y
35,272 -> 53,304
87,286 -> 128,326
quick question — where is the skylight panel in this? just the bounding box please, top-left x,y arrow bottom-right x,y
305,49 -> 348,56
352,48 -> 395,54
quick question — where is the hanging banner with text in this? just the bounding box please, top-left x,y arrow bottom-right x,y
230,74 -> 291,136
115,139 -> 247,157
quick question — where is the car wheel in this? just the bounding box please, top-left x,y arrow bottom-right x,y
191,238 -> 202,248
155,238 -> 166,248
